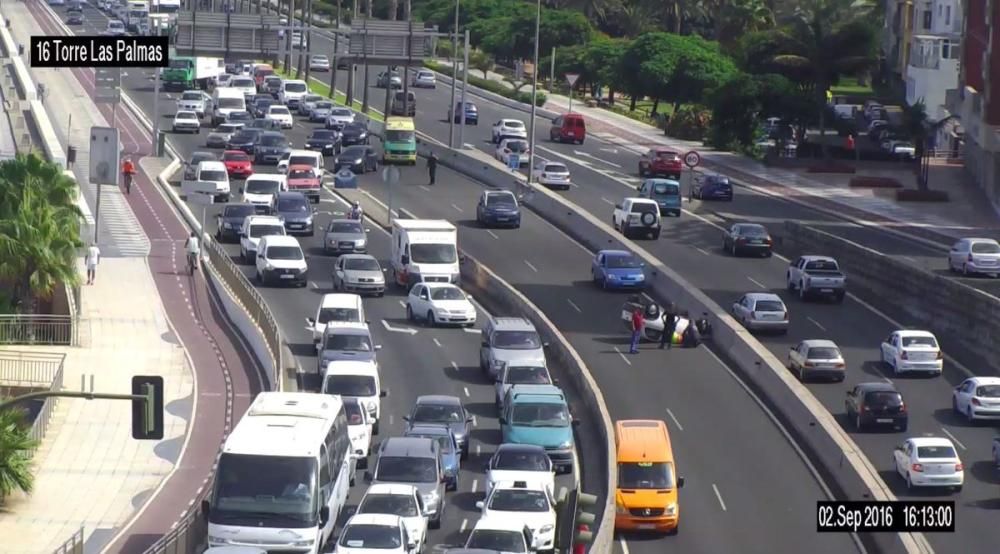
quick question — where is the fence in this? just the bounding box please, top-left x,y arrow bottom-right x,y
0,314 -> 79,346
142,485 -> 211,554
51,527 -> 84,554
0,350 -> 65,451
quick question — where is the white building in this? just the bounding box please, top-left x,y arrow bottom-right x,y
904,0 -> 962,121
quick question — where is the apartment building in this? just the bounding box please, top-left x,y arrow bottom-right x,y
904,0 -> 962,121
883,0 -> 915,79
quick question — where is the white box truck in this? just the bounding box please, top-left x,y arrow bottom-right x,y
390,219 -> 460,289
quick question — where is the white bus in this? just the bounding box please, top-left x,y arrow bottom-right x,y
152,0 -> 180,12
204,392 -> 353,554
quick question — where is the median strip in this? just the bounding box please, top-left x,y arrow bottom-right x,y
270,63 -> 385,123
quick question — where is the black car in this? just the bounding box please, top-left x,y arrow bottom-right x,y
272,191 -> 315,236
252,97 -> 276,119
254,131 -> 292,164
214,202 -> 257,242
334,145 -> 379,174
722,223 -> 772,257
226,128 -> 264,155
305,129 -> 342,155
845,382 -> 907,431
690,174 -> 733,201
265,78 -> 284,98
183,151 -> 219,180
339,122 -> 370,146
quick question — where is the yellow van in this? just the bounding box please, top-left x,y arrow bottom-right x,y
614,419 -> 683,533
383,116 -> 417,165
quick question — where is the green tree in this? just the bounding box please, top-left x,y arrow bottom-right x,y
474,7 -> 594,63
708,72 -> 764,149
662,35 -> 737,114
469,49 -> 494,79
0,408 -> 38,503
583,36 -> 629,101
619,32 -> 678,111
901,100 -> 931,189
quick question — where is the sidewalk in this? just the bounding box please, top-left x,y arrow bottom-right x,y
0,258 -> 194,553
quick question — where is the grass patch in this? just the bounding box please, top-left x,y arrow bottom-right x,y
272,63 -> 385,122
831,77 -> 874,97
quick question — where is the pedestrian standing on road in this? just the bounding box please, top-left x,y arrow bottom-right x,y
85,242 -> 101,285
658,304 -> 677,350
427,152 -> 438,185
629,305 -> 644,354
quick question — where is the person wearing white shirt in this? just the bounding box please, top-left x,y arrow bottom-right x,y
85,242 -> 100,285
184,232 -> 201,272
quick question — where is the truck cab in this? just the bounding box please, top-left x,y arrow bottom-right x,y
499,384 -> 576,474
612,198 -> 661,240
390,219 -> 459,288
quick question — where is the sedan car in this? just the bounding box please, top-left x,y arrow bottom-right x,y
305,129 -> 342,155
475,190 -> 521,228
377,71 -> 403,89
403,395 -> 472,459
336,514 -> 411,554
356,484 -> 428,552
247,118 -> 281,131
214,202 -> 257,242
495,138 -> 530,166
731,292 -> 788,333
947,237 -> 1000,276
297,94 -> 324,116
221,149 -> 254,179
879,330 -> 942,375
253,131 -> 292,164
449,101 -> 478,125
224,110 -> 254,125
404,424 -> 461,491
411,69 -> 436,88
494,364 -> 554,413
326,107 -> 357,130
309,54 -> 330,72
324,219 -> 367,255
952,377 -> 1000,421
531,161 -> 571,190
334,145 -> 380,173
205,123 -> 244,149
67,9 -> 85,24
591,249 -> 645,290
787,339 -> 845,381
893,437 -> 963,491
226,128 -> 264,155
183,151 -> 218,181
882,139 -> 916,159
339,121 -> 369,145
690,174 -> 733,201
845,382 -> 907,431
265,105 -> 294,129
405,283 -> 476,327
492,119 -> 528,143
310,101 -> 335,123
251,97 -> 276,119
333,254 -> 386,296
264,76 -> 283,97
172,110 -> 201,133
722,223 -> 773,257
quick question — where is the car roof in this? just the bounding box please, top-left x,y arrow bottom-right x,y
259,131 -> 285,138
492,317 -> 536,331
492,479 -> 547,492
855,382 -> 899,393
598,249 -> 632,258
406,423 -> 453,437
509,384 -> 565,400
485,189 -> 515,197
346,513 -> 401,527
245,173 -> 286,183
629,197 -> 660,205
246,215 -> 283,225
472,516 -> 524,532
416,394 -> 462,406
962,237 -> 1000,244
222,149 -> 248,156
324,359 -> 378,376
800,339 -> 838,349
275,191 -> 309,201
500,119 -> 523,124
365,483 -> 419,497
288,164 -> 316,171
894,329 -> 936,338
259,235 -> 299,247
800,255 -> 836,262
380,436 -> 437,457
745,292 -> 783,302
340,253 -> 378,262
909,437 -> 957,449
323,322 -> 371,334
967,376 -> 1000,385
320,293 -> 363,308
176,110 -> 198,116
495,443 -> 547,455
420,282 -> 462,291
197,160 -> 226,171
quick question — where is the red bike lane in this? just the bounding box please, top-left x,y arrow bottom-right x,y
27,3 -> 265,552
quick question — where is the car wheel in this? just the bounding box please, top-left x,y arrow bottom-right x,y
426,310 -> 435,326
947,257 -> 954,272
967,406 -> 976,424
373,421 -> 379,435
905,472 -> 914,490
406,304 -> 414,321
892,358 -> 900,376
731,242 -> 738,257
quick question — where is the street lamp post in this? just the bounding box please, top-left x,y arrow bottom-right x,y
525,0 -> 540,184
447,0 -> 459,148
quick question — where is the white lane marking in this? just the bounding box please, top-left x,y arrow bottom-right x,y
883,377 -> 894,384
941,428 -> 966,450
451,203 -> 463,213
619,538 -> 631,554
381,320 -> 418,334
398,300 -> 406,308
569,148 -> 622,168
460,518 -> 468,533
433,338 -> 442,347
613,346 -> 632,366
471,479 -> 478,493
712,483 -> 727,511
694,246 -> 710,256
524,259 -> 539,272
451,361 -> 459,371
746,276 -> 767,289
463,386 -> 470,397
389,414 -> 395,425
475,444 -> 481,455
666,408 -> 684,431
419,185 -> 431,192
566,299 -> 582,313
601,197 -> 615,206
463,327 -> 480,334
309,281 -> 319,289
807,316 -> 827,332
486,230 -> 499,239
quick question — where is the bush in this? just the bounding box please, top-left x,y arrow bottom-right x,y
849,176 -> 902,188
424,60 -> 547,107
666,106 -> 711,141
807,162 -> 856,174
896,189 -> 950,202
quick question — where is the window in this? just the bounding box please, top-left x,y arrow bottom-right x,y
318,307 -> 360,325
323,333 -> 372,352
324,374 -> 377,396
488,489 -> 551,512
245,180 -> 280,194
492,330 -> 542,349
199,170 -> 228,182
922,9 -> 932,29
319,444 -> 332,487
266,246 -> 304,260
375,456 -> 438,483
945,5 -> 950,25
359,493 -> 420,517
326,410 -> 350,475
249,225 -> 284,238
916,446 -> 957,458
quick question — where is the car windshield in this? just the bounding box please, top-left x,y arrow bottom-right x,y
505,141 -> 528,153
304,95 -> 322,103
314,103 -> 333,111
492,330 -> 542,349
972,242 -> 1000,254
289,156 -> 316,167
467,530 -> 525,553
228,112 -> 252,121
324,333 -> 372,351
544,164 -> 567,173
386,130 -> 415,142
916,446 -> 957,459
318,307 -> 360,324
409,243 -> 457,264
345,257 -> 380,271
493,449 -> 551,471
261,135 -> 287,147
375,456 -> 437,483
430,287 -> 466,301
231,131 -> 255,143
606,254 -> 640,269
324,374 -> 377,396
901,336 -> 938,348
329,221 -> 363,233
341,147 -> 366,158
332,109 -> 354,118
976,385 -> 1000,397
223,151 -> 249,161
245,179 -> 280,194
249,224 -> 284,238
652,182 -> 679,195
200,170 -> 227,182
413,403 -> 462,423
359,494 -> 419,517
631,202 -> 657,214
345,401 -> 365,424
618,461 -> 675,489
344,123 -> 366,133
285,82 -> 307,93
191,153 -> 216,165
181,92 -> 202,100
753,300 -> 784,312
864,391 -> 903,406
489,489 -> 549,512
277,199 -> 308,212
486,193 -> 516,207
266,246 -> 303,260
655,151 -> 679,160
223,204 -> 255,217
511,402 -> 570,427
213,453 -> 318,525
506,366 -> 550,385
255,99 -> 274,108
409,433 -> 454,454
339,524 -> 401,550
217,124 -> 242,133
177,112 -> 197,120
738,225 -> 768,237
288,169 -> 315,180
806,347 -> 841,359
312,56 -> 328,62
311,131 -> 338,141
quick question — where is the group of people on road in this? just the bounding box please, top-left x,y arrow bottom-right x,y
628,302 -> 712,354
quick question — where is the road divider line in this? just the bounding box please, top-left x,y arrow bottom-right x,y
601,197 -> 615,206
459,518 -> 468,534
462,327 -> 480,334
746,276 -> 767,289
524,259 -> 538,272
450,361 -> 459,371
471,415 -> 478,427
566,299 -> 582,313
712,483 -> 727,511
613,346 -> 632,366
807,316 -> 827,332
433,338 -> 442,347
618,538 -> 630,554
941,428 -> 966,450
471,479 -> 478,493
666,408 -> 684,431
451,203 -> 463,212
381,319 -> 418,335
486,230 -> 499,239
463,386 -> 470,397
694,246 -> 710,256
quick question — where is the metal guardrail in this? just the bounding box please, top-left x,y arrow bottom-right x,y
142,490 -> 211,554
0,350 -> 65,452
0,315 -> 79,346
51,527 -> 84,554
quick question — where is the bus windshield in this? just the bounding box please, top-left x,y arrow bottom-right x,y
385,130 -> 415,143
212,453 -> 319,528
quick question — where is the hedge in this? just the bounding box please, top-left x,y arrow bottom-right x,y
424,60 -> 547,107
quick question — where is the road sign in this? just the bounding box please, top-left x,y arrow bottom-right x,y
565,73 -> 580,87
88,126 -> 120,186
683,150 -> 701,168
94,67 -> 121,105
381,166 -> 400,186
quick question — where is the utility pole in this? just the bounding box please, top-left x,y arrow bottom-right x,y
303,0 -> 313,82
361,16 -> 370,113
402,18 -> 413,116
283,0 -> 292,71
525,0 -> 540,184
549,46 -> 555,90
458,29 -> 469,147
151,67 -> 162,155
447,0 -> 459,148
294,0 -> 305,78
328,0 -> 341,99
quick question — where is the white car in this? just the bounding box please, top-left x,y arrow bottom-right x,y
492,119 -> 528,143
405,283 -> 476,327
411,69 -> 436,88
306,292 -> 367,344
336,513 -> 416,554
947,237 -> 1000,276
176,90 -> 212,118
486,444 -> 555,496
787,339 -> 845,381
881,139 -> 916,158
265,105 -> 294,129
254,234 -> 308,286
239,214 -> 286,262
240,173 -> 285,211
495,138 -> 530,166
297,94 -> 324,116
356,484 -> 429,553
321,360 -> 385,430
345,397 -> 375,464
172,110 -> 201,133
475,480 -> 556,553
230,76 -> 257,99
531,161 -> 571,189
893,437 -> 963,491
326,107 -> 356,129
464,516 -> 535,554
731,292 -> 788,333
106,19 -> 126,35
952,376 -> 1000,421
879,330 -> 942,375
309,54 -> 330,72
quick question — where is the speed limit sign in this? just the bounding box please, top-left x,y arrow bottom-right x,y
683,151 -> 701,168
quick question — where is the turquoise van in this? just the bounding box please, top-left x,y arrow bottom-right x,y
637,178 -> 682,217
500,384 -> 578,474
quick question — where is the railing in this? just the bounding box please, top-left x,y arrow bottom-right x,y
0,314 -> 78,346
51,527 -> 84,554
142,483 -> 212,554
0,350 -> 65,452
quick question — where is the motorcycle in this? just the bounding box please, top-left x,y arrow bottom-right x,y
620,295 -> 690,344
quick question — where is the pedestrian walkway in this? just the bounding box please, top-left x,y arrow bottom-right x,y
0,257 -> 194,554
3,0 -> 150,258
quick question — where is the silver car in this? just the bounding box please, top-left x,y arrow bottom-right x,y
183,151 -> 218,181
365,437 -> 446,529
298,94 -> 324,116
310,101 -> 334,123
731,292 -> 789,333
205,123 -> 245,148
323,219 -> 367,255
411,69 -> 436,88
479,317 -> 547,380
333,254 -> 386,296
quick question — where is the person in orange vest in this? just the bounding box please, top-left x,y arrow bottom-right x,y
121,157 -> 136,194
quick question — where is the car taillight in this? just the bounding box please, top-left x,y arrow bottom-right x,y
766,238 -> 773,245
899,401 -> 906,411
911,463 -> 924,472
782,312 -> 788,320
900,351 -> 908,360
936,351 -> 943,359
804,361 -> 815,368
955,463 -> 964,471
834,362 -> 845,368
972,398 -> 981,406
968,253 -> 974,262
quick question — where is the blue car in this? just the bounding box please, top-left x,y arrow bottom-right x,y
404,423 -> 461,491
691,174 -> 734,201
450,101 -> 478,125
476,189 -> 521,228
591,249 -> 646,290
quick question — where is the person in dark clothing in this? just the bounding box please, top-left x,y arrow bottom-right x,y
680,310 -> 700,347
696,312 -> 713,338
427,152 -> 438,185
658,304 -> 677,350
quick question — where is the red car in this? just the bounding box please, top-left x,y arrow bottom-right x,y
221,150 -> 254,179
286,164 -> 322,203
638,147 -> 683,179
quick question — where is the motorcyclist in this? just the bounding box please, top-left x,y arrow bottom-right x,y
349,201 -> 363,220
184,231 -> 201,271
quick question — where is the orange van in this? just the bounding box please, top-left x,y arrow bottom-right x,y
550,112 -> 586,144
614,419 -> 684,533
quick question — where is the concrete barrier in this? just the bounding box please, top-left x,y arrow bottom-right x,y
0,25 -> 38,102
781,221 -> 1000,370
416,139 -> 931,554
27,99 -> 66,168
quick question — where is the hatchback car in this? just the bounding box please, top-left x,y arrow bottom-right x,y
297,94 -> 324,116
879,330 -> 943,375
221,150 -> 253,179
492,119 -> 528,144
404,395 -> 472,459
947,237 -> 1000,276
953,377 -> 1000,421
787,339 -> 845,381
411,69 -> 436,88
404,424 -> 461,491
224,110 -> 254,125
336,513 -> 414,554
845,382 -> 908,431
476,190 -> 521,228
67,9 -> 85,24
324,219 -> 368,255
305,129 -> 342,155
377,71 -> 403,88
251,97 -> 275,119
731,292 -> 788,333
205,123 -> 245,149
531,161 -> 571,190
172,110 -> 201,133
213,202 -> 257,242
480,317 -> 547,379
226,128 -> 263,154
254,131 -> 292,164
339,121 -> 370,145
691,174 -> 733,201
366,437 -> 446,529
271,191 -> 315,236
591,250 -> 645,290
638,148 -> 683,179
449,101 -> 478,125
183,151 -> 218,181
326,108 -> 357,130
335,145 -> 380,173
485,443 -> 554,495
333,254 -> 386,296
494,364 -> 554,413
405,283 -> 477,327
722,223 -> 773,257
356,484 -> 429,552
495,139 -> 530,166
318,323 -> 381,372
893,437 -> 963,491
265,105 -> 294,129
310,101 -> 335,123
309,55 -> 330,71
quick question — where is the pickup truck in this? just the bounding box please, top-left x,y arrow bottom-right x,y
612,197 -> 661,240
786,255 -> 846,302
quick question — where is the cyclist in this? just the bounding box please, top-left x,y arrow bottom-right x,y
121,157 -> 136,194
349,201 -> 363,220
184,231 -> 201,274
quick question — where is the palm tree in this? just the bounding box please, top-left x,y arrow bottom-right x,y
388,0 -> 398,19
0,408 -> 38,503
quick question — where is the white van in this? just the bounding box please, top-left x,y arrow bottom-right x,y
183,160 -> 230,201
306,293 -> 367,344
239,215 -> 285,262
241,173 -> 286,212
280,79 -> 309,108
322,360 -> 387,434
255,235 -> 308,286
278,149 -> 324,178
390,219 -> 460,289
211,87 -> 246,125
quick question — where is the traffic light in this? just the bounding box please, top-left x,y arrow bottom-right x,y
574,492 -> 598,545
556,489 -> 599,551
131,375 -> 164,440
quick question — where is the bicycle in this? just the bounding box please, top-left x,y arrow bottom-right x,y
123,172 -> 133,194
187,251 -> 199,275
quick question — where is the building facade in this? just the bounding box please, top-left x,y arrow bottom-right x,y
904,0 -> 962,120
883,0 -> 915,79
